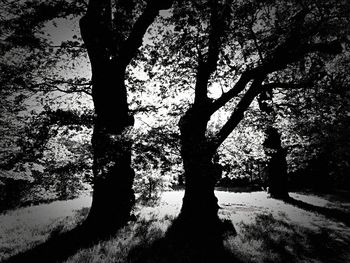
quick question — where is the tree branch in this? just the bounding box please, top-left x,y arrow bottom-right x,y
202,6 -> 344,151
250,25 -> 264,64
194,0 -> 232,105
213,76 -> 265,149
79,0 -> 113,70
118,0 -> 173,69
46,109 -> 94,127
210,67 -> 258,113
261,82 -> 306,90
29,78 -> 92,95
210,36 -> 341,120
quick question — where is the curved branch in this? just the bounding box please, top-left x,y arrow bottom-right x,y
118,0 -> 174,69
194,0 -> 233,105
210,38 -> 342,116
213,76 -> 265,150
261,82 -> 306,90
210,67 -> 258,114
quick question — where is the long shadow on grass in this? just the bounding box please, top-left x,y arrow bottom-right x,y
238,213 -> 350,263
127,215 -> 242,263
284,196 -> 350,226
2,222 -> 119,263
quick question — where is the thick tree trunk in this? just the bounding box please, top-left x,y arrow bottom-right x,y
263,127 -> 289,199
79,10 -> 135,235
79,0 -> 174,235
78,0 -> 175,236
84,74 -> 135,234
178,106 -> 222,226
85,120 -> 135,233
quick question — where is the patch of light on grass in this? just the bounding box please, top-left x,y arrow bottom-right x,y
290,193 -> 330,207
213,191 -> 350,232
2,190 -> 350,261
152,190 -> 339,230
0,194 -> 92,260
139,191 -> 184,220
160,190 -> 184,205
0,194 -> 92,229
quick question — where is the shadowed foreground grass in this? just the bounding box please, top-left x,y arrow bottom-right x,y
62,212 -> 350,263
1,191 -> 350,262
226,213 -> 350,263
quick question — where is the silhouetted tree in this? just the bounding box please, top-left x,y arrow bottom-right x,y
258,89 -> 289,199
79,0 -> 173,234
151,0 -> 348,228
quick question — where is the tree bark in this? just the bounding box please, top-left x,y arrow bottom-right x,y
80,12 -> 135,233
178,105 -> 222,227
79,0 -> 173,235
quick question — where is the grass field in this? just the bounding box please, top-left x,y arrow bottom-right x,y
1,190 -> 350,262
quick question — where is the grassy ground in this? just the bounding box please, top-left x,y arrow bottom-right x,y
1,190 -> 349,262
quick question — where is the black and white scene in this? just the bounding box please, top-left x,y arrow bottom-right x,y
1,0 -> 350,262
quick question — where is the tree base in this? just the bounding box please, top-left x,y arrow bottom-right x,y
128,214 -> 238,263
268,188 -> 290,200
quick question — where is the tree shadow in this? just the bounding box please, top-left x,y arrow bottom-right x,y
284,196 -> 350,227
237,213 -> 350,263
2,221 -> 120,263
127,214 -> 242,263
